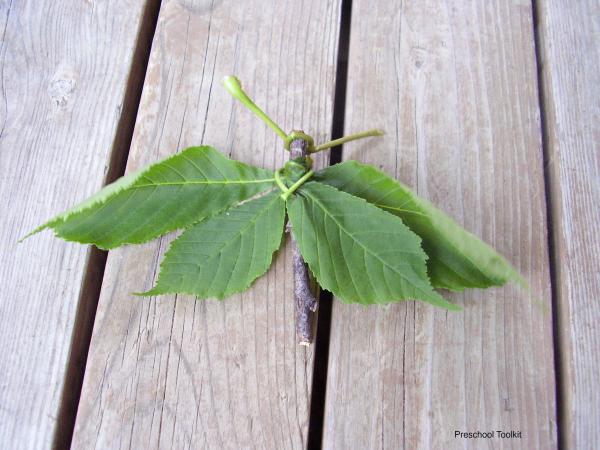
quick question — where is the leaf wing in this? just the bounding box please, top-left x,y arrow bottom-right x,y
27,146 -> 275,249
315,161 -> 523,291
287,182 -> 459,309
142,190 -> 285,299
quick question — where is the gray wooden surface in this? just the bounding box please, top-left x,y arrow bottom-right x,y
537,0 -> 600,447
71,0 -> 341,448
322,1 -> 557,448
0,0 -> 153,448
1,0 -> 599,448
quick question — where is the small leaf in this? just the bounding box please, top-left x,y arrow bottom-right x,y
315,161 -> 523,291
287,182 -> 459,309
27,146 -> 275,249
142,190 -> 285,299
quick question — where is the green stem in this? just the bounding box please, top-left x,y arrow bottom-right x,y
312,128 -> 384,153
222,76 -> 288,141
281,170 -> 314,201
274,169 -> 288,194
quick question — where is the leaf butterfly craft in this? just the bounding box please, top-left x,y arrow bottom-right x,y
25,76 -> 523,344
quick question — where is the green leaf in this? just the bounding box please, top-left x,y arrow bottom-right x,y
287,182 -> 459,309
315,161 -> 523,291
27,146 -> 275,249
142,190 -> 285,299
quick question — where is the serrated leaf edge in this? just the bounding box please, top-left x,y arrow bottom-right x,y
138,191 -> 285,299
289,182 -> 461,311
316,161 -> 526,292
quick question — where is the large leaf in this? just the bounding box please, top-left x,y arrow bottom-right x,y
287,182 -> 459,309
142,191 -> 285,299
27,146 -> 275,249
315,161 -> 522,291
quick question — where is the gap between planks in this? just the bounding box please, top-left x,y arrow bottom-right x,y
532,0 -> 600,447
307,0 -> 353,448
531,1 -> 564,448
53,1 -> 162,448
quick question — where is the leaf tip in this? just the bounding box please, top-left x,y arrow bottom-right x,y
513,272 -> 530,292
427,291 -> 462,311
134,289 -> 157,297
446,302 -> 462,312
17,224 -> 47,244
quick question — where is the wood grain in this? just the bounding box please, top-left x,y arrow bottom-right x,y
322,1 -> 557,448
536,1 -> 600,447
0,0 -> 153,447
72,0 -> 341,448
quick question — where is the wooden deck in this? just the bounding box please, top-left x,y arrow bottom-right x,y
0,0 -> 597,448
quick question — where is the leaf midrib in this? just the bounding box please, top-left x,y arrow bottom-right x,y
134,178 -> 275,188
377,204 -> 428,217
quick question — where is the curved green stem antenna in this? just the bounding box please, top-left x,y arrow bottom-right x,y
312,129 -> 384,153
222,76 -> 288,141
222,76 -> 384,154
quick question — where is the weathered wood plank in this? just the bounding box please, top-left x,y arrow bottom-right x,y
0,1 -> 155,448
72,0 -> 341,448
322,1 -> 557,448
536,1 -> 600,447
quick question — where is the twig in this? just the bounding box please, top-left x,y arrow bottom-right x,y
289,137 -> 318,345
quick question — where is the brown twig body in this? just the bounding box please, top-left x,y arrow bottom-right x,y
289,138 -> 318,345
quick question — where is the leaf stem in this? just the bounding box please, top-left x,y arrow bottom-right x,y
312,128 -> 384,153
274,169 -> 288,194
280,170 -> 314,201
222,76 -> 288,141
